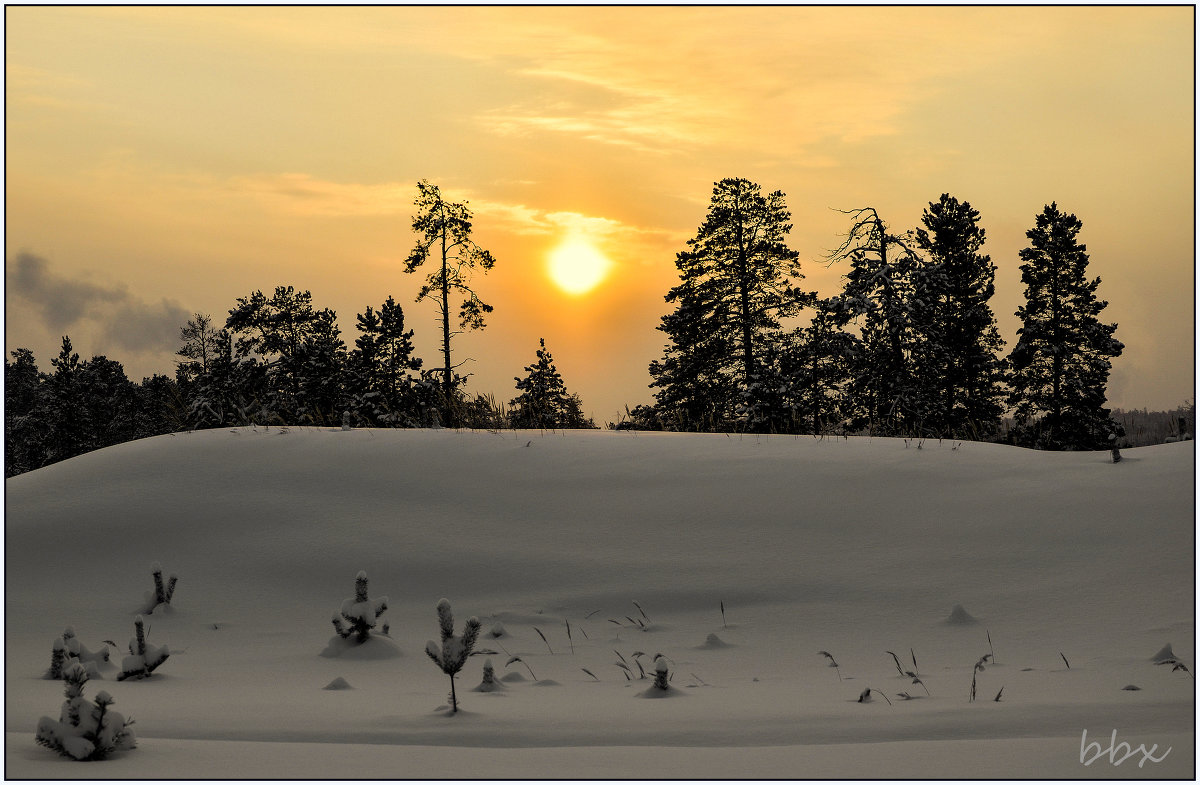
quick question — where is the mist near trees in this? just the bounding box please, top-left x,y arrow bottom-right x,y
4,178 -> 1169,477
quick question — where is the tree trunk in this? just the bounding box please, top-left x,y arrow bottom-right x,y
449,673 -> 458,713
440,225 -> 454,425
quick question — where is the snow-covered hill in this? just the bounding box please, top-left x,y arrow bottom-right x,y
5,428 -> 1194,778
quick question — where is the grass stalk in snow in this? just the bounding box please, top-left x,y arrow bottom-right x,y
818,651 -> 842,681
886,651 -> 905,676
857,687 -> 892,705
720,600 -> 727,629
1060,652 -> 1070,669
505,656 -> 536,681
632,600 -> 650,623
581,668 -> 599,681
987,629 -> 995,664
565,620 -> 573,654
533,626 -> 553,654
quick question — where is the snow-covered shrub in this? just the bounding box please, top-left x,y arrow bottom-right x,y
143,563 -> 178,614
474,658 -> 502,693
652,658 -> 670,691
35,663 -> 136,760
46,628 -> 108,680
331,571 -> 388,644
425,598 -> 481,714
116,616 -> 169,681
341,410 -> 353,431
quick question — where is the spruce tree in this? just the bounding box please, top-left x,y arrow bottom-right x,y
789,297 -> 860,435
510,339 -> 591,429
1008,203 -> 1123,449
650,178 -> 809,431
911,194 -> 1006,439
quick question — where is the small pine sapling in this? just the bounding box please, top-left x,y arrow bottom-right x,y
145,563 -> 178,614
35,663 -> 136,760
425,599 -> 481,713
46,628 -> 108,680
117,616 -> 169,681
332,571 -> 389,644
652,658 -> 670,690
475,658 -> 501,692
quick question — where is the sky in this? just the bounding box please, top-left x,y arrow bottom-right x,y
5,6 -> 1195,423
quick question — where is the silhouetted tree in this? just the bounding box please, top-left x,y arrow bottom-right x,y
650,178 -> 810,431
910,194 -> 1006,439
347,296 -> 434,426
828,207 -> 920,435
789,297 -> 860,435
5,348 -> 46,475
225,286 -> 345,425
510,339 -> 594,429
1007,203 -> 1123,449
404,180 -> 497,423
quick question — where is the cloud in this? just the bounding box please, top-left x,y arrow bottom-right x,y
7,252 -> 190,356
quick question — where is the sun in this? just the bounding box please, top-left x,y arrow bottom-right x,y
547,238 -> 611,295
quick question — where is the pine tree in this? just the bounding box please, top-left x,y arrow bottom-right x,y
509,339 -> 592,429
828,208 -> 920,435
650,178 -> 809,432
911,194 -> 1006,439
404,180 -> 497,423
347,296 -> 431,426
1007,203 -> 1123,449
5,348 -> 46,476
225,286 -> 346,425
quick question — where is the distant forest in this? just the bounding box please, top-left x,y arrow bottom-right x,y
5,179 -> 1192,477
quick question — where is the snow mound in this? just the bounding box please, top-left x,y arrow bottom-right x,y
945,604 -> 979,625
1122,685 -> 1142,691
323,677 -> 352,690
698,633 -> 732,649
1151,643 -> 1177,663
499,672 -> 526,683
319,634 -> 401,660
636,684 -> 684,699
531,679 -> 562,687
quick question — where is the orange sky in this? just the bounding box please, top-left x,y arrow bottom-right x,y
5,6 -> 1194,422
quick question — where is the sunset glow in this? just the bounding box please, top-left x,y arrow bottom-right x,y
3,6 -> 1193,422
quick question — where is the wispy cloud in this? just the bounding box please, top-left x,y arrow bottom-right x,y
7,252 -> 190,357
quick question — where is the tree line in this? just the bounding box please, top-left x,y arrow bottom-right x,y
4,181 -> 593,477
634,178 -> 1125,451
5,176 -> 1134,477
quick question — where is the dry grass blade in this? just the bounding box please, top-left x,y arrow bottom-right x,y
994,685 -> 1005,702
1060,652 -> 1070,669
533,626 -> 553,654
581,668 -> 598,681
720,600 -> 726,629
614,650 -> 627,664
691,672 -> 709,686
987,629 -> 995,663
886,650 -> 904,676
584,609 -> 601,619
910,648 -> 918,674
505,655 -> 537,681
565,620 -> 573,654
632,601 -> 650,623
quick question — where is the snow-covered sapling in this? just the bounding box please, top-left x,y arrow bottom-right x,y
117,616 -> 169,681
475,658 -> 502,692
342,410 -> 353,431
46,628 -> 108,680
35,663 -> 136,761
652,658 -> 670,691
425,599 -> 481,714
145,563 -> 178,613
331,571 -> 388,644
